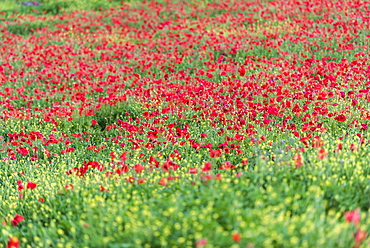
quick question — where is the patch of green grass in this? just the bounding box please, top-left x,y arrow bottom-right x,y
1,0 -> 125,17
58,98 -> 147,133
6,20 -> 48,35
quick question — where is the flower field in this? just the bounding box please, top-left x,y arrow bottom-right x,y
1,0 -> 370,247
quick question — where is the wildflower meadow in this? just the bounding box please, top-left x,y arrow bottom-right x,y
0,0 -> 370,247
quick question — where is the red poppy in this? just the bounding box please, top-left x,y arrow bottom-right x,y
17,180 -> 24,191
241,158 -> 249,165
202,162 -> 212,171
11,214 -> 24,227
65,184 -> 74,190
344,209 -> 361,225
354,229 -> 367,246
334,114 -> 346,122
200,133 -> 207,138
100,185 -> 108,192
232,232 -> 241,242
317,148 -> 328,160
293,154 -> 304,168
195,238 -> 207,247
137,178 -> 146,184
220,161 -> 235,170
26,181 -> 37,189
210,149 -> 221,158
159,178 -> 168,186
7,237 -> 20,248
133,164 -> 145,173
120,152 -> 127,161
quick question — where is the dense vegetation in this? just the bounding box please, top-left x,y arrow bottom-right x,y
0,0 -> 370,247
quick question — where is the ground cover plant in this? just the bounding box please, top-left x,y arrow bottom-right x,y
0,0 -> 370,247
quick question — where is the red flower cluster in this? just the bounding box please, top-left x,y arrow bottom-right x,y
344,209 -> 368,247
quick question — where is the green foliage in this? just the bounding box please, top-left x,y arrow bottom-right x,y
6,20 -> 48,35
58,98 -> 146,133
1,0 -> 124,17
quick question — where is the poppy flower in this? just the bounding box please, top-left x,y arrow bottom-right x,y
137,178 -> 146,184
354,229 -> 367,245
7,236 -> 20,248
27,181 -> 37,189
220,161 -> 235,170
241,158 -> 248,165
133,164 -> 145,173
210,149 -> 221,158
200,133 -> 207,138
195,238 -> 207,247
293,154 -> 304,168
11,214 -> 24,227
344,209 -> 361,225
120,152 -> 127,161
17,180 -> 24,191
317,148 -> 328,160
100,185 -> 108,192
202,162 -> 212,171
334,114 -> 346,122
236,172 -> 243,177
232,232 -> 241,242
159,178 -> 168,186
